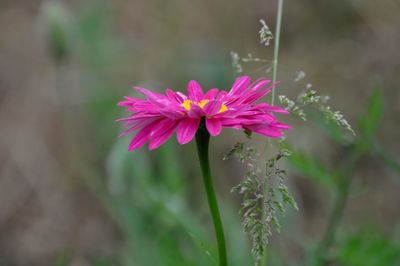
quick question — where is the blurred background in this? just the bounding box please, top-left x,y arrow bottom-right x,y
1,0 -> 399,265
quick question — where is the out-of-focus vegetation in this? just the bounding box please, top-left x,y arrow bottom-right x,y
0,0 -> 399,265
288,87 -> 400,265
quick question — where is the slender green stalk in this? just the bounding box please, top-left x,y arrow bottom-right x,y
195,122 -> 228,266
270,0 -> 284,106
315,175 -> 351,264
315,148 -> 362,265
260,2 -> 284,266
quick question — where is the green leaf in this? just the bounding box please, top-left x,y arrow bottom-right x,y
156,141 -> 185,193
188,232 -> 218,266
53,251 -> 72,266
289,149 -> 337,188
358,87 -> 383,138
336,230 -> 400,266
41,2 -> 71,63
371,141 -> 400,177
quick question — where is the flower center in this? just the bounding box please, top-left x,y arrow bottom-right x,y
181,99 -> 228,113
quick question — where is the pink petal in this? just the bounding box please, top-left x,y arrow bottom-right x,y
176,91 -> 188,100
242,84 -> 275,104
247,78 -> 269,92
203,100 -> 222,115
188,104 -> 204,118
150,119 -> 176,138
159,109 -> 185,119
176,119 -> 200,144
128,122 -> 157,151
135,86 -> 166,100
117,96 -> 141,107
119,117 -> 159,137
254,113 -> 277,123
204,88 -> 219,100
134,87 -> 171,107
187,80 -> 203,101
271,122 -> 292,130
228,76 -> 251,96
216,91 -> 227,101
166,89 -> 184,103
206,118 -> 222,136
254,127 -> 283,138
239,80 -> 272,104
148,122 -> 178,150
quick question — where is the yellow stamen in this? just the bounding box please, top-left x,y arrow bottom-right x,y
219,104 -> 228,113
182,99 -> 192,111
181,99 -> 228,113
198,99 -> 210,108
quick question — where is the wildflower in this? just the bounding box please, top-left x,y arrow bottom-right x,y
117,76 -> 291,151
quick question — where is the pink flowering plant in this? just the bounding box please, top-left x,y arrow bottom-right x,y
42,0 -> 399,265
117,77 -> 291,265
115,1 -> 360,265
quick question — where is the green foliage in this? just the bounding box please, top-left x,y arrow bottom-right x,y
337,230 -> 400,266
55,2 -> 399,264
41,2 -> 71,63
358,88 -> 400,177
231,158 -> 267,264
286,86 -> 400,266
62,4 -> 254,264
189,232 -> 218,266
77,1 -> 119,68
289,149 -> 337,189
90,258 -> 118,266
371,141 -> 400,176
227,141 -> 297,265
106,139 -> 214,266
358,87 -> 382,139
96,138 -> 254,266
264,147 -> 298,233
53,251 -> 72,266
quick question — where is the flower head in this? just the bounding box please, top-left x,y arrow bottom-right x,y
117,76 -> 291,150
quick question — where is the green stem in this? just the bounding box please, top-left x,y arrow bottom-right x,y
315,175 -> 351,264
195,122 -> 228,266
261,2 -> 284,266
270,0 -> 284,106
315,148 -> 362,264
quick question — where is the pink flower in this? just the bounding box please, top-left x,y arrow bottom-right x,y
117,76 -> 291,151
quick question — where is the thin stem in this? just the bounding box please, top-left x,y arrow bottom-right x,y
261,2 -> 284,266
315,148 -> 362,264
270,0 -> 284,106
315,176 -> 351,264
196,122 -> 228,266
